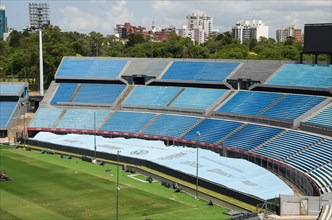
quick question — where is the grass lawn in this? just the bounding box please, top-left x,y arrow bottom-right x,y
0,145 -> 230,219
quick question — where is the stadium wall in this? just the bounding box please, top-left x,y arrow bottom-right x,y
300,122 -> 332,137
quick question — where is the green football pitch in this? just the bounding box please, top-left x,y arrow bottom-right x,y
0,145 -> 230,219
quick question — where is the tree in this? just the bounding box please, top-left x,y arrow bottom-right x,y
216,44 -> 248,59
8,30 -> 23,47
126,34 -> 145,48
281,45 -> 300,60
88,31 -> 104,56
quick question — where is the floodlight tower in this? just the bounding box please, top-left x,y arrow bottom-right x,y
29,3 -> 50,97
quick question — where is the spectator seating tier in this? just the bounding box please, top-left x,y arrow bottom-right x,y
305,105 -> 332,129
262,94 -> 326,120
217,91 -> 283,115
73,84 -> 126,104
254,130 -> 323,160
29,108 -> 63,128
285,139 -> 332,172
50,83 -> 78,105
142,114 -> 200,138
266,64 -> 332,88
170,88 -> 226,110
123,86 -> 182,107
56,58 -> 128,79
101,111 -> 156,134
161,61 -> 240,82
56,109 -> 110,130
223,124 -> 284,151
182,119 -> 243,143
0,101 -> 17,128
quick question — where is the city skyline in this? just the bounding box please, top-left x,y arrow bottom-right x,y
2,0 -> 331,38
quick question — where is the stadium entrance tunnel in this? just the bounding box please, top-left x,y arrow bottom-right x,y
122,75 -> 156,85
227,78 -> 261,90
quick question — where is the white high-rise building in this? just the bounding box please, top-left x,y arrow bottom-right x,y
276,25 -> 302,43
177,13 -> 216,44
232,20 -> 269,44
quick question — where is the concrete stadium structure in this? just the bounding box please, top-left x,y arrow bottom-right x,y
2,57 -> 331,217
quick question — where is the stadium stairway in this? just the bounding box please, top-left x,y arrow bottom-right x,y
117,86 -> 137,110
293,98 -> 332,129
250,129 -> 287,153
284,138 -> 327,160
257,94 -> 287,116
215,123 -> 247,145
69,84 -> 82,102
137,114 -> 161,134
40,81 -> 58,105
165,88 -> 185,107
178,118 -> 205,138
206,90 -> 234,117
97,112 -> 114,130
52,109 -> 67,128
111,85 -> 132,110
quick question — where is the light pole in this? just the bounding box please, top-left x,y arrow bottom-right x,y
116,150 -> 121,220
21,102 -> 27,148
195,131 -> 200,200
94,112 -> 97,161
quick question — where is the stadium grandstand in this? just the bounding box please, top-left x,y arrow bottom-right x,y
0,82 -> 29,138
2,56 -> 332,218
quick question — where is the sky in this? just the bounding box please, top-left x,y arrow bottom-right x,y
1,0 -> 332,38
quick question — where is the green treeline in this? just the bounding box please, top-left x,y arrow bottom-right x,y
0,26 -> 326,90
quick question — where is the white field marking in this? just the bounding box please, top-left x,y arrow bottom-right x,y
127,174 -> 158,183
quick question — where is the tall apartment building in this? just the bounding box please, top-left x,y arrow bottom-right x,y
114,22 -> 146,39
232,20 -> 269,44
276,26 -> 302,43
177,13 -> 216,44
0,4 -> 8,40
29,3 -> 50,30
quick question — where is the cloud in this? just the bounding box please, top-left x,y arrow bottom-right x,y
55,0 -> 331,38
59,0 -> 132,34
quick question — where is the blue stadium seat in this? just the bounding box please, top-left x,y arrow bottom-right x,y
254,130 -> 323,160
266,64 -> 332,88
56,109 -> 110,130
102,111 -> 156,133
162,61 -> 240,82
50,83 -> 78,105
73,84 -> 126,104
307,164 -> 332,193
29,108 -> 63,128
305,105 -> 332,129
262,94 -> 326,120
142,114 -> 200,138
0,83 -> 24,95
223,124 -> 284,151
56,58 -> 128,79
183,119 -> 243,143
285,139 -> 332,172
0,101 -> 17,128
170,88 -> 226,110
217,91 -> 283,115
123,86 -> 181,107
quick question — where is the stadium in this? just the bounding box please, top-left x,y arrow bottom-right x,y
1,25 -> 332,219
